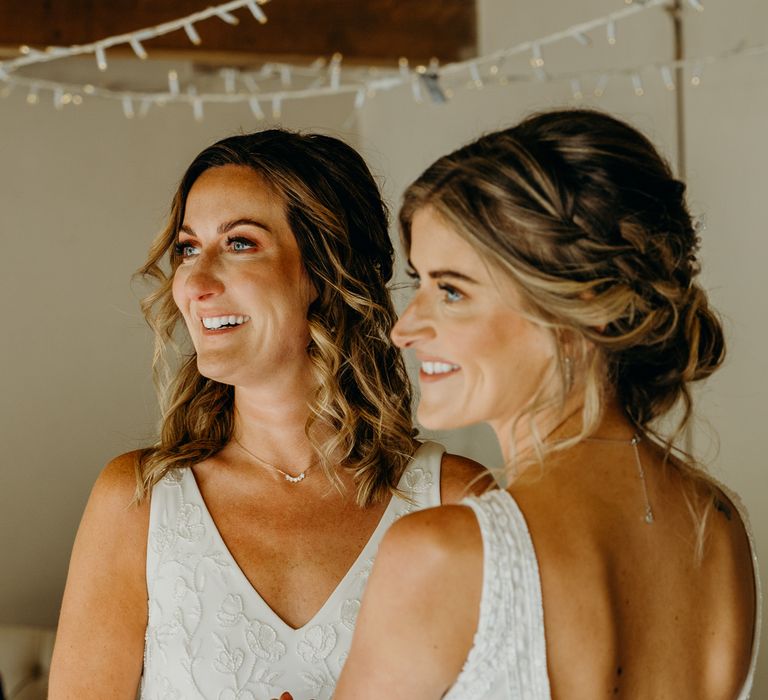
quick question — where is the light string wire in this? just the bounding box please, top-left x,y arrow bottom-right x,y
491,40 -> 768,95
6,41 -> 765,110
0,0 -> 270,74
438,0 -> 670,78
0,0 -> 671,112
1,0 -> 753,118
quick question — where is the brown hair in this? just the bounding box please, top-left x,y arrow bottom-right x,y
400,109 -> 724,470
136,130 -> 417,505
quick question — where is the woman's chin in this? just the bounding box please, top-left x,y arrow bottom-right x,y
416,406 -> 474,432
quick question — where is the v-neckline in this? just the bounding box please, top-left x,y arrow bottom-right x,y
185,468 -> 398,633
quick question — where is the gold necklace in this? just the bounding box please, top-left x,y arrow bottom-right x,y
233,436 -> 315,484
585,432 -> 654,524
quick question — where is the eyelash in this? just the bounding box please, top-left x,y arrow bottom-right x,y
438,283 -> 464,303
174,236 -> 258,258
405,269 -> 420,288
405,270 -> 464,303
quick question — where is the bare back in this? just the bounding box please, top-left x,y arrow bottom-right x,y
513,440 -> 757,698
335,440 -> 757,700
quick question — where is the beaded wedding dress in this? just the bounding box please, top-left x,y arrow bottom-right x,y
443,488 -> 761,700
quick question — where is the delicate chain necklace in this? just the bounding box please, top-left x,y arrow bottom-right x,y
233,436 -> 315,484
585,432 -> 654,524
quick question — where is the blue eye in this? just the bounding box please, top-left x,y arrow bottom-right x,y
174,242 -> 199,258
229,237 -> 257,252
439,284 -> 463,303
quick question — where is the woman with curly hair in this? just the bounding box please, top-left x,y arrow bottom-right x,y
334,110 -> 760,699
48,130 -> 490,700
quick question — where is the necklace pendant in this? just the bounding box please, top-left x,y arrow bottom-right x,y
644,508 -> 655,524
284,472 -> 306,483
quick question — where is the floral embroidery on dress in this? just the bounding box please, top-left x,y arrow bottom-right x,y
340,599 -> 360,630
246,621 -> 287,662
212,636 -> 245,675
162,469 -> 184,484
142,442 -> 445,700
216,594 -> 245,626
177,503 -> 206,541
153,677 -> 183,700
404,467 -> 433,493
151,525 -> 176,555
297,624 -> 337,664
218,689 -> 256,700
300,668 -> 334,699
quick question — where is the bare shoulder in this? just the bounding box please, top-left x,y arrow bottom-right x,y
49,450 -> 149,697
380,504 -> 484,582
335,505 -> 484,698
440,452 -> 497,503
92,450 -> 145,507
683,469 -> 754,567
700,475 -> 756,590
86,450 -> 150,540
70,449 -> 150,580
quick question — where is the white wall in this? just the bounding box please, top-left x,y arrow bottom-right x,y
358,0 -> 767,690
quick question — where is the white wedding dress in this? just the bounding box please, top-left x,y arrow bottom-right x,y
444,487 -> 761,699
140,441 -> 446,700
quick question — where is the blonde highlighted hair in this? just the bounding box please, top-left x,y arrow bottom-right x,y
400,109 -> 726,550
136,130 -> 417,506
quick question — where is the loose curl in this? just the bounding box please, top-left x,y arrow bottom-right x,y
400,109 -> 725,530
136,130 -> 417,506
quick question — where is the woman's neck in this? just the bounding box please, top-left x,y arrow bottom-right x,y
490,394 -> 637,470
232,381 -> 320,470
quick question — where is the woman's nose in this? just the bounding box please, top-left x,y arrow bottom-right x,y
391,297 -> 435,348
184,253 -> 225,301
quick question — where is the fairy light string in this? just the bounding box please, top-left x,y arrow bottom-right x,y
0,0 -> 759,120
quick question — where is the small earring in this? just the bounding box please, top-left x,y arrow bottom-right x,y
563,356 -> 573,392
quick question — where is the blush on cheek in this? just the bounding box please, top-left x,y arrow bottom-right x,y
171,270 -> 187,312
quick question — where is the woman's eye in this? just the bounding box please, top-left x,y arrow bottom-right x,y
405,269 -> 420,289
439,284 -> 464,303
229,237 -> 258,252
174,242 -> 199,258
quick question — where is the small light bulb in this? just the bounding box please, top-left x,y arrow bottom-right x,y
130,37 -> 148,60
183,23 -> 202,46
95,46 -> 107,71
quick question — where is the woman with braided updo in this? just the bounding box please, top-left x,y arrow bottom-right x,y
334,110 -> 760,699
49,130 -> 491,699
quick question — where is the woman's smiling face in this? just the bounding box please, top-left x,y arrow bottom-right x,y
171,164 -> 315,390
391,206 -> 555,433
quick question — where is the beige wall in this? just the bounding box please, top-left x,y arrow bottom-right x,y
0,0 -> 765,690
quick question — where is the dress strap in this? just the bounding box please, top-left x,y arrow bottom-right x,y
397,440 -> 444,507
444,490 -> 551,699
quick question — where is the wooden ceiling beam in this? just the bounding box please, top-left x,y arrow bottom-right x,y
0,0 -> 477,66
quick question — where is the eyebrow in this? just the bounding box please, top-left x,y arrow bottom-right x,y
179,218 -> 273,237
430,269 -> 479,284
407,260 -> 479,285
